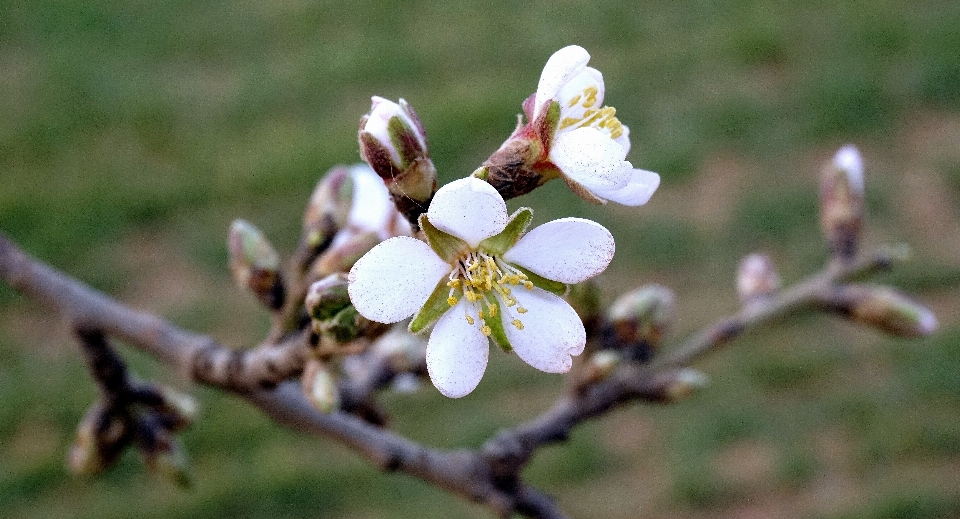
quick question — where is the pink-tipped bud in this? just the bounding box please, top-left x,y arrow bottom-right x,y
228,219 -> 284,309
820,145 -> 865,260
737,253 -> 781,304
827,284 -> 938,338
303,166 -> 354,250
603,285 -> 675,362
358,97 -> 437,224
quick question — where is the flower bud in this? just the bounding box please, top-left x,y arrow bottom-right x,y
358,97 -> 437,225
305,274 -> 351,322
310,231 -> 379,277
303,166 -> 354,250
153,386 -> 199,433
144,431 -> 193,488
302,360 -> 340,414
577,350 -> 622,387
737,253 -> 781,304
827,284 -> 938,338
658,368 -> 710,403
820,145 -> 865,260
228,219 -> 285,309
67,403 -> 129,476
602,285 -> 675,362
372,325 -> 428,373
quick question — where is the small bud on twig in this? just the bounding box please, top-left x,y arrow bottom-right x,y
358,97 -> 437,226
310,231 -> 379,278
305,274 -> 352,322
143,429 -> 193,488
658,368 -> 710,403
152,386 -> 199,433
576,350 -> 622,388
67,403 -> 129,476
302,359 -> 340,414
303,166 -> 354,250
737,253 -> 781,304
824,284 -> 938,338
602,285 -> 675,362
820,144 -> 865,261
228,219 -> 285,310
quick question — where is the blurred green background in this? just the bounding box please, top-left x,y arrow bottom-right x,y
2,1 -> 960,518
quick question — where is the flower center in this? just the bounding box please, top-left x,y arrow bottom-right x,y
558,85 -> 624,140
445,251 -> 534,336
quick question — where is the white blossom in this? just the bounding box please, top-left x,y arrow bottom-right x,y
348,177 -> 615,397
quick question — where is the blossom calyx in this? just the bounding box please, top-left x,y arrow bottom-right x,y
359,97 -> 437,226
820,144 -> 865,260
302,165 -> 354,250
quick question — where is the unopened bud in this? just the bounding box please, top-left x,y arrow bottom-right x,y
306,274 -> 352,321
737,253 -> 781,304
228,219 -> 285,309
658,368 -> 710,403
303,166 -> 354,250
302,360 -> 340,414
820,145 -> 865,260
391,372 -> 421,394
372,325 -> 428,373
358,97 -> 437,225
602,285 -> 675,362
145,431 -> 193,488
481,131 -> 546,201
311,231 -> 379,277
154,386 -> 199,433
68,404 -> 129,476
578,350 -> 622,387
827,284 -> 938,338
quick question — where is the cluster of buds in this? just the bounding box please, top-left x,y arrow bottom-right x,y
306,274 -> 387,346
68,385 -> 197,487
819,145 -> 865,261
228,219 -> 285,310
358,97 -> 438,227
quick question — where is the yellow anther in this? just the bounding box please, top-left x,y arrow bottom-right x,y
512,319 -> 524,330
465,315 -> 475,325
478,308 -> 485,319
523,281 -> 534,290
568,94 -> 581,107
481,325 -> 492,337
447,279 -> 461,288
447,296 -> 458,306
517,307 -> 528,314
487,303 -> 498,317
506,298 -> 517,307
582,86 -> 599,107
559,117 -> 580,130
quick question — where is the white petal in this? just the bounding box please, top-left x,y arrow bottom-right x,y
427,177 -> 508,248
503,218 -> 614,284
591,168 -> 660,206
554,67 -> 605,122
348,237 -> 450,323
550,127 -> 630,192
346,164 -> 393,235
613,124 -> 631,156
534,45 -> 590,120
504,288 -> 585,373
426,300 -> 489,398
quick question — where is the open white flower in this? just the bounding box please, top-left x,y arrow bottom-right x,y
533,45 -> 659,206
348,177 -> 615,398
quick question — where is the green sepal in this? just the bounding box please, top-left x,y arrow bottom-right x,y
535,100 -> 562,148
409,276 -> 452,334
483,300 -> 513,353
419,214 -> 468,262
513,265 -> 567,296
479,207 -> 533,256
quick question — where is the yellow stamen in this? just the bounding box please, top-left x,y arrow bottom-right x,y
465,315 -> 475,325
511,319 -> 524,330
568,94 -> 581,107
447,296 -> 458,306
517,307 -> 528,314
582,86 -> 598,108
480,325 -> 492,337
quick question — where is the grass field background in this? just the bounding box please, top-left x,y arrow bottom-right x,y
2,1 -> 960,518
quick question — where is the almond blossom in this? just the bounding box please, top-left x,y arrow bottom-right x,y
347,177 -> 615,397
531,45 -> 659,205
